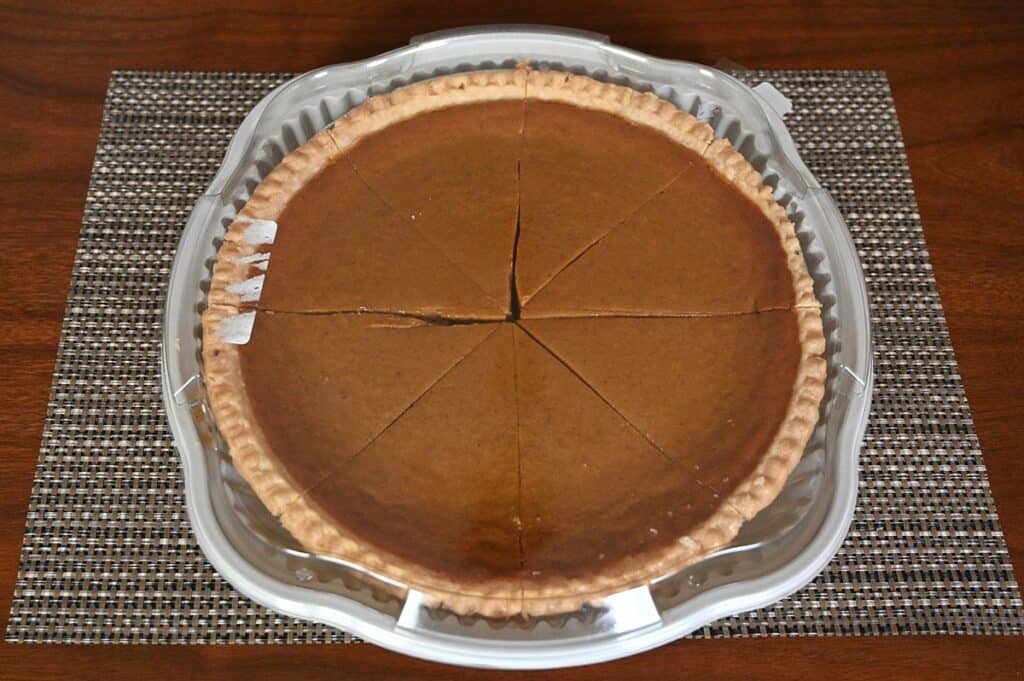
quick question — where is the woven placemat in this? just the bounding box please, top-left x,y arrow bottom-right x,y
5,70 -> 1022,644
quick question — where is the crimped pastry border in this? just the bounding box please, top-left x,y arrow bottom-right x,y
328,68 -> 527,154
721,307 -> 826,519
240,128 -> 341,222
277,470 -> 524,618
201,67 -> 827,618
525,69 -> 715,156
517,495 -> 745,616
201,305 -> 305,516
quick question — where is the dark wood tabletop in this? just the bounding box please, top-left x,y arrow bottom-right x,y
2,1 -> 1022,678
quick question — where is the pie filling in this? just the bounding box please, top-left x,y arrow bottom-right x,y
203,68 -> 826,616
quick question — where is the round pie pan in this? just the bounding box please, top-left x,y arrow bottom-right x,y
161,25 -> 873,669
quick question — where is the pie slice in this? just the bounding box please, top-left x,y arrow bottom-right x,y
279,324 -> 521,616
514,326 -> 741,615
201,306 -> 494,514
207,133 -> 505,319
337,93 -> 522,305
523,147 -> 817,318
521,311 -> 826,519
516,70 -> 715,305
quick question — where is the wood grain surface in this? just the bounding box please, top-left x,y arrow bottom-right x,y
1,1 -> 1022,678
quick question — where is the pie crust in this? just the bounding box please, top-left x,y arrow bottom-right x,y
201,66 -> 827,617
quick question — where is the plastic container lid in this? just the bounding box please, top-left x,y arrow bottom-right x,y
161,25 -> 872,669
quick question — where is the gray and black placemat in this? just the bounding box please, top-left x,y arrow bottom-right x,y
5,70 -> 1022,643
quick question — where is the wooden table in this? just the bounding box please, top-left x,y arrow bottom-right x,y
2,2 -> 1021,678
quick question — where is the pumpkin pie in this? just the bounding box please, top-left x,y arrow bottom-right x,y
201,67 -> 826,617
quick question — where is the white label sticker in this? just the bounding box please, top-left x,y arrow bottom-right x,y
226,274 -> 264,303
215,311 -> 256,345
233,252 -> 270,271
240,219 -> 277,245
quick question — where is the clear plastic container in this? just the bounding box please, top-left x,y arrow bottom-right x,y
161,25 -> 873,669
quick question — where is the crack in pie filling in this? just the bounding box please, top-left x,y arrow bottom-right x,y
202,67 -> 827,617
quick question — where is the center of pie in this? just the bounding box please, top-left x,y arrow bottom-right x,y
507,209 -> 523,322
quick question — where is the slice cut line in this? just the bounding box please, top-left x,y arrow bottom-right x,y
333,78 -> 525,306
520,311 -> 826,521
279,324 -> 522,616
523,160 -> 806,317
201,307 -> 495,514
514,326 -> 740,615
